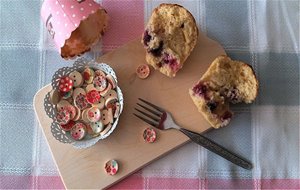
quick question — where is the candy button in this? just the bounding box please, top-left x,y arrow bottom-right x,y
69,71 -> 83,87
105,159 -> 119,176
100,123 -> 112,136
62,105 -> 76,120
107,108 -> 114,124
99,83 -> 112,97
73,107 -> 81,121
106,101 -> 117,116
74,93 -> 88,110
81,108 -> 90,123
95,69 -> 106,77
56,109 -> 71,125
90,121 -> 104,134
104,90 -> 118,100
57,100 -> 71,111
105,97 -> 118,108
85,84 -> 96,93
93,76 -> 107,92
49,89 -> 61,105
73,88 -> 86,99
114,102 -> 121,118
136,64 -> 150,79
86,123 -> 94,135
101,109 -> 110,125
86,90 -> 101,105
60,120 -> 76,131
59,76 -> 74,92
82,67 -> 95,84
61,89 -> 73,100
87,107 -> 101,122
143,128 -> 157,143
92,96 -> 105,109
106,74 -> 117,89
70,122 -> 87,141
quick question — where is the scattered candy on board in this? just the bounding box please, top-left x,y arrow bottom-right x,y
104,159 -> 119,175
136,64 -> 150,79
52,67 -> 121,141
143,128 -> 157,143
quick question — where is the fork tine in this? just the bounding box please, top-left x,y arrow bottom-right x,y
137,103 -> 161,117
133,113 -> 158,127
135,108 -> 160,122
138,98 -> 165,113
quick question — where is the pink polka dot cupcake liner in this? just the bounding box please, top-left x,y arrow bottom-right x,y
41,0 -> 108,59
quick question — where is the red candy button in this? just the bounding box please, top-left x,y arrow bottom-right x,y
86,90 -> 101,105
143,128 -> 157,143
59,76 -> 73,92
60,120 -> 76,131
136,64 -> 150,79
56,109 -> 71,125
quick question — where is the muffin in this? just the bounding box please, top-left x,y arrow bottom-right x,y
61,9 -> 108,59
142,4 -> 198,77
189,55 -> 258,128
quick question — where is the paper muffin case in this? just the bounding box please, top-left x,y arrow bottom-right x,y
41,0 -> 108,59
43,58 -> 124,149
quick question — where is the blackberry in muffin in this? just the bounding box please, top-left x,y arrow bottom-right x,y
142,4 -> 198,77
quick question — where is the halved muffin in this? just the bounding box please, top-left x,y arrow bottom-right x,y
142,4 -> 198,77
189,55 -> 258,128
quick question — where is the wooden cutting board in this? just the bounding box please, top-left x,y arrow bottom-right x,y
33,31 -> 225,189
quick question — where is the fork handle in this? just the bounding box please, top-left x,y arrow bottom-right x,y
179,128 -> 253,170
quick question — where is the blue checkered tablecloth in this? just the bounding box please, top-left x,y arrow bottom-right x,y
0,0 -> 299,189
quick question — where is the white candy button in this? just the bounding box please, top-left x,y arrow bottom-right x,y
69,71 -> 83,87
73,107 -> 81,121
91,121 -> 104,134
101,109 -> 110,125
57,100 -> 71,111
49,89 -> 61,105
73,88 -> 86,99
104,89 -> 118,100
87,107 -> 101,122
85,84 -> 96,93
106,74 -> 117,89
92,96 -> 105,110
81,108 -> 90,123
99,83 -> 112,97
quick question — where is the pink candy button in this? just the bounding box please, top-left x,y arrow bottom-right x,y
70,122 -> 87,140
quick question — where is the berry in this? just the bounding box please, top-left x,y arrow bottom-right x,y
207,101 -> 217,112
149,41 -> 163,57
143,30 -> 151,46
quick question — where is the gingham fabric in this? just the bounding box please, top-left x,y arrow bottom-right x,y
1,0 -> 299,189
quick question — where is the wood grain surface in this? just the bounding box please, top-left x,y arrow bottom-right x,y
33,31 -> 225,189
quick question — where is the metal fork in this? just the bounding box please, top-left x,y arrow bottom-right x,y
133,98 -> 253,170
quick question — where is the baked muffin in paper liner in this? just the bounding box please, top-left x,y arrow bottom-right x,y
41,0 -> 108,59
